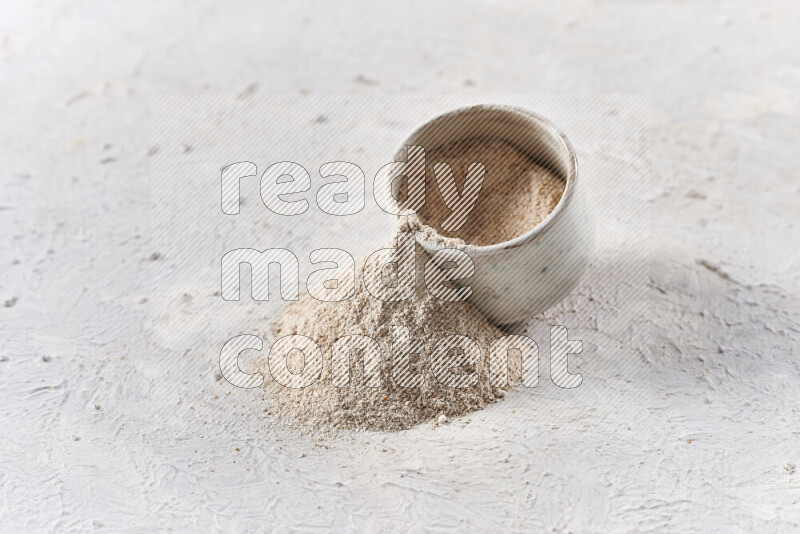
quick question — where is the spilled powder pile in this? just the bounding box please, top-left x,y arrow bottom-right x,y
411,136 -> 565,246
260,238 -> 521,431
260,136 -> 564,431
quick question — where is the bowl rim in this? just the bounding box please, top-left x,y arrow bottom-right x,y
396,103 -> 578,257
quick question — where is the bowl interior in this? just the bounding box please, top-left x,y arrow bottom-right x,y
390,104 -> 577,252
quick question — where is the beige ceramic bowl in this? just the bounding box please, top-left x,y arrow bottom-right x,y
393,104 -> 593,324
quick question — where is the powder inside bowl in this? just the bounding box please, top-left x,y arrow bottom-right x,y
411,136 -> 565,246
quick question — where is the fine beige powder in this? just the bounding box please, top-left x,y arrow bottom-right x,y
411,136 -> 565,246
260,137 -> 563,431
260,239 -> 521,431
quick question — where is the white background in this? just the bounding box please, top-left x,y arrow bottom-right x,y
1,1 -> 799,532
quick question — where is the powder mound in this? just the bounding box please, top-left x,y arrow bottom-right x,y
411,136 -> 565,246
260,238 -> 521,431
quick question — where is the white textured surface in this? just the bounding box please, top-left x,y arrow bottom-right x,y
1,1 -> 799,532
